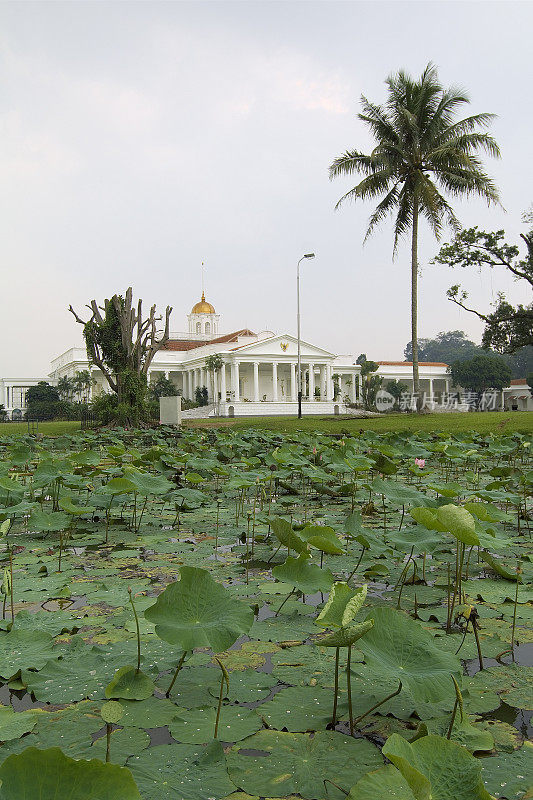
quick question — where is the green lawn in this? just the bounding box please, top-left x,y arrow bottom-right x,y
0,420 -> 82,437
188,411 -> 533,435
0,412 -> 531,438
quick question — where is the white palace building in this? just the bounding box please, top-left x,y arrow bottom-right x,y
1,292 -> 528,418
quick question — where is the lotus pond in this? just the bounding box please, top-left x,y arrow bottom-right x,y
0,425 -> 531,799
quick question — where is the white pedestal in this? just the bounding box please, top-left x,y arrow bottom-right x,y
159,395 -> 182,426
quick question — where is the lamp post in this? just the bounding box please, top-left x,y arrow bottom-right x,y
297,253 -> 315,419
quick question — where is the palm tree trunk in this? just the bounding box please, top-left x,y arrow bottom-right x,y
411,196 -> 420,411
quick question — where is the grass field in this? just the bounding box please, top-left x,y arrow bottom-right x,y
0,411 -> 531,438
189,410 -> 533,435
0,420 -> 82,437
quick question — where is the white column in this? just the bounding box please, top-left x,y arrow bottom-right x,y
320,366 -> 326,400
309,363 -> 315,401
233,361 -> 240,402
351,373 -> 357,403
220,363 -> 226,402
290,363 -> 297,401
272,362 -> 278,401
253,362 -> 259,402
325,365 -> 333,400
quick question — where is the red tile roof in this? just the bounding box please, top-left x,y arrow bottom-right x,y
510,378 -> 527,385
162,340 -> 204,351
377,361 -> 449,367
162,329 -> 256,351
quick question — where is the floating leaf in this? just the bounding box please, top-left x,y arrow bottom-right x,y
0,746 -> 141,799
145,566 -> 253,652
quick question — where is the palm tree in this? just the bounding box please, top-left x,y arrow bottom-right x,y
57,376 -> 74,401
330,63 -> 500,407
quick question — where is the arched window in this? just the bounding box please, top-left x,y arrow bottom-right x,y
196,322 -> 201,334
205,322 -> 211,334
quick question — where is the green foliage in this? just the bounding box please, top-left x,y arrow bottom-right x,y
145,566 -> 253,652
148,376 -> 178,400
358,358 -> 382,409
195,386 -> 209,406
26,381 -> 62,420
451,354 -> 512,393
435,226 -> 533,353
0,747 -> 142,799
404,330 -> 483,364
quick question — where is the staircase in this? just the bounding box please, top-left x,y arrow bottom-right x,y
181,404 -> 217,419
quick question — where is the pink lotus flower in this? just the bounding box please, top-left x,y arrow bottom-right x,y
313,447 -> 317,454
414,458 -> 426,469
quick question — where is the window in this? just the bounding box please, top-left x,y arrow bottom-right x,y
196,322 -> 201,334
205,322 -> 211,334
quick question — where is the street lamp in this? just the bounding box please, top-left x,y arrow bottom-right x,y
297,253 -> 315,419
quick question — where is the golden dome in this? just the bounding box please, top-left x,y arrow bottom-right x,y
191,292 -> 215,314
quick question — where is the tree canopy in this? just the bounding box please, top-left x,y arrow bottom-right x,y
434,224 -> 533,353
450,354 -> 512,394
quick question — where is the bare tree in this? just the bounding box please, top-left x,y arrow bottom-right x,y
69,288 -> 172,422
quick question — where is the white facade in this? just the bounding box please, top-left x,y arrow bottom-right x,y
503,380 -> 533,412
2,293 -> 528,418
46,294 -> 451,417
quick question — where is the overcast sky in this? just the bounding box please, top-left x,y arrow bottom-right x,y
1,0 -> 531,376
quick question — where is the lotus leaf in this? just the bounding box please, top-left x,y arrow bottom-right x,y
434,504 -> 479,546
481,741 -> 533,799
356,608 -> 461,710
257,685 -> 348,732
382,733 -> 494,799
145,566 -> 253,652
299,525 -> 344,555
316,582 -> 367,628
227,730 -> 383,800
105,665 -> 155,700
272,555 -> 333,594
0,629 -> 56,679
170,705 -> 262,743
0,706 -> 39,741
129,740 -> 236,800
0,747 -> 141,799
319,619 -> 374,647
28,509 -> 70,532
348,765 -> 417,799
270,517 -> 308,555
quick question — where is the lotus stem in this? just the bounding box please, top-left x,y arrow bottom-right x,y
105,722 -> 112,762
275,588 -> 295,616
323,779 -> 348,797
214,657 -> 230,739
454,620 -> 469,656
128,588 -> 141,673
446,562 -> 452,633
353,680 -> 402,727
166,650 -> 188,697
446,699 -> 458,739
331,647 -> 340,728
471,612 -> 484,672
346,645 -> 354,736
511,562 -> 522,662
393,547 -> 414,591
9,545 -> 14,621
136,496 -> 148,532
447,676 -> 464,739
346,546 -> 366,584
